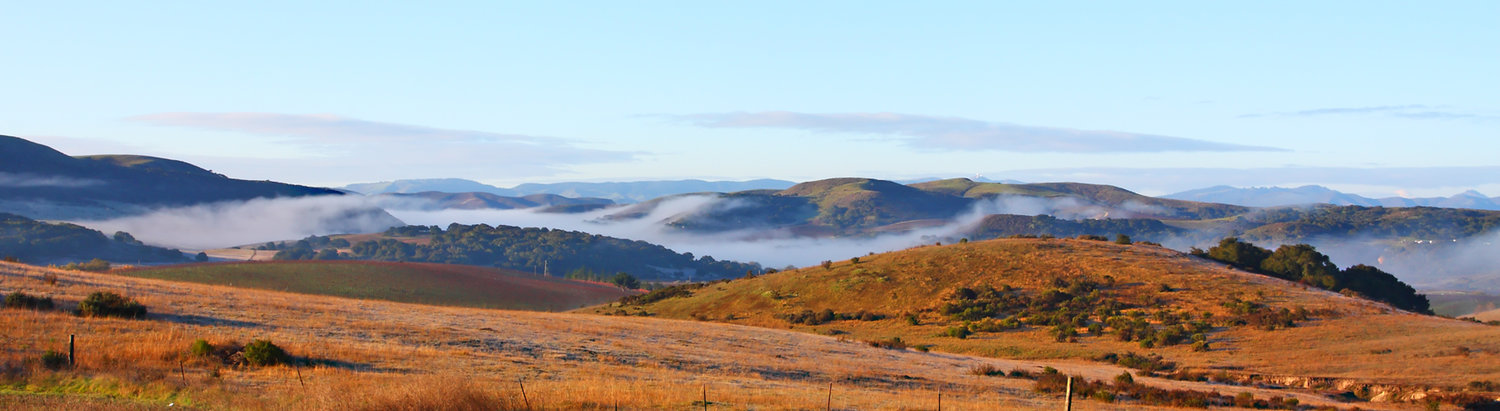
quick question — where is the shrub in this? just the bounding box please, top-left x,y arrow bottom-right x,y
1115,371 -> 1135,385
41,350 -> 68,370
241,340 -> 289,366
62,259 -> 111,272
969,364 -> 1004,376
1114,234 -> 1132,245
4,292 -> 54,310
190,339 -> 214,357
1077,234 -> 1108,241
849,257 -> 860,264
867,337 -> 909,350
76,291 -> 146,319
943,326 -> 972,339
42,271 -> 58,285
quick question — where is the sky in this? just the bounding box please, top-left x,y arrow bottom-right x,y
3,1 -> 1498,197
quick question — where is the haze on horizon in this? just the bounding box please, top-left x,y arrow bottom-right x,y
3,2 -> 1497,197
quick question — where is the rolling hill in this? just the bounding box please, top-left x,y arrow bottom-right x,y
0,259 -> 1426,410
0,136 -> 345,220
110,260 -> 634,311
1167,185 -> 1500,210
602,237 -> 1500,401
342,177 -> 797,203
0,212 -> 184,264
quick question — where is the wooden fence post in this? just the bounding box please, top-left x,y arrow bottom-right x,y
702,384 -> 708,411
826,382 -> 832,411
68,335 -> 75,368
1065,376 -> 1073,411
519,378 -> 530,409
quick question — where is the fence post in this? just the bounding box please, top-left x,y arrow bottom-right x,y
937,389 -> 942,411
826,382 -> 832,411
1065,376 -> 1073,411
69,335 -> 75,368
702,384 -> 708,411
519,378 -> 530,409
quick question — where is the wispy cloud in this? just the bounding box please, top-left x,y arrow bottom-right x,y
0,172 -> 103,188
1241,105 -> 1494,120
127,113 -> 635,178
669,111 -> 1284,153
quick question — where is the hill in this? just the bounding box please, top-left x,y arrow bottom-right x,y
603,238 -> 1500,398
0,212 -> 184,264
1166,185 -> 1500,210
334,224 -> 762,281
342,178 -> 797,203
342,178 -> 515,195
617,177 -> 1250,236
0,261 -> 1408,410
111,260 -> 634,311
0,136 -> 343,220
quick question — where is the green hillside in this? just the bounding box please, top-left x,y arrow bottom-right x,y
0,212 -> 184,263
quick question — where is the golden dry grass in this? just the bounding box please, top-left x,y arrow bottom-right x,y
0,260 -> 1213,410
609,238 -> 1500,392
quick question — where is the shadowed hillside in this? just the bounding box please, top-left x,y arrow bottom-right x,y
0,136 -> 343,220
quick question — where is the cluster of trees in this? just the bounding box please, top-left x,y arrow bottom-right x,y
564,267 -> 642,289
969,214 -> 1186,244
1193,237 -> 1432,314
271,235 -> 351,261
342,224 -> 761,281
1241,206 -> 1500,242
0,213 -> 184,263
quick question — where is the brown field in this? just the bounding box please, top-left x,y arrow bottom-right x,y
1471,308 -> 1500,322
0,260 -> 1402,410
608,238 -> 1500,401
111,260 -> 634,311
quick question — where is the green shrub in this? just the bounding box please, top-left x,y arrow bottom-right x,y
76,291 -> 146,319
1114,234 -> 1132,245
41,350 -> 68,369
62,258 -> 111,272
190,339 -> 214,357
241,340 -> 289,366
942,326 -> 972,339
4,292 -> 54,310
1114,371 -> 1134,385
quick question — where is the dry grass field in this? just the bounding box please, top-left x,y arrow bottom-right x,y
608,238 -> 1500,403
0,260 -> 1267,410
111,260 -> 634,311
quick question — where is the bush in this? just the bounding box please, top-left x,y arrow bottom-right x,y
190,339 -> 214,357
942,326 -> 972,339
1114,234 -> 1132,245
76,291 -> 146,319
1115,371 -> 1135,385
867,337 -> 909,350
194,252 -> 209,262
4,292 -> 54,310
969,364 -> 1005,376
41,350 -> 68,370
241,340 -> 289,366
62,258 -> 111,272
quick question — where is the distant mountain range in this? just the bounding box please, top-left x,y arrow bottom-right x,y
374,192 -> 614,212
0,135 -> 346,220
1165,185 -> 1500,210
343,178 -> 797,203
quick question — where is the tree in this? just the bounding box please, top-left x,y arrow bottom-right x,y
1260,244 -> 1339,287
610,272 -> 641,290
1205,237 -> 1271,269
1115,234 -> 1133,245
314,248 -> 340,260
194,252 -> 209,262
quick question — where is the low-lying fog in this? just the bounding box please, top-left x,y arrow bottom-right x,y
67,194 -> 1500,292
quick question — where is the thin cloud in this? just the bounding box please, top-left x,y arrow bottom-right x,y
0,172 -> 103,188
670,111 -> 1283,153
1241,105 -> 1494,120
128,112 -> 635,177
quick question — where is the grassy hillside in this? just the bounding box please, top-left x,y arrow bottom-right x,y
0,260 -> 1362,410
911,178 -> 1250,219
603,238 -> 1500,393
110,260 -> 633,311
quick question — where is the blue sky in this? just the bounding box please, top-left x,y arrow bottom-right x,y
3,1 -> 1497,196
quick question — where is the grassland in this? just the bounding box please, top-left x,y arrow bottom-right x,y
0,260 -> 1407,409
605,238 -> 1500,400
110,261 -> 634,312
